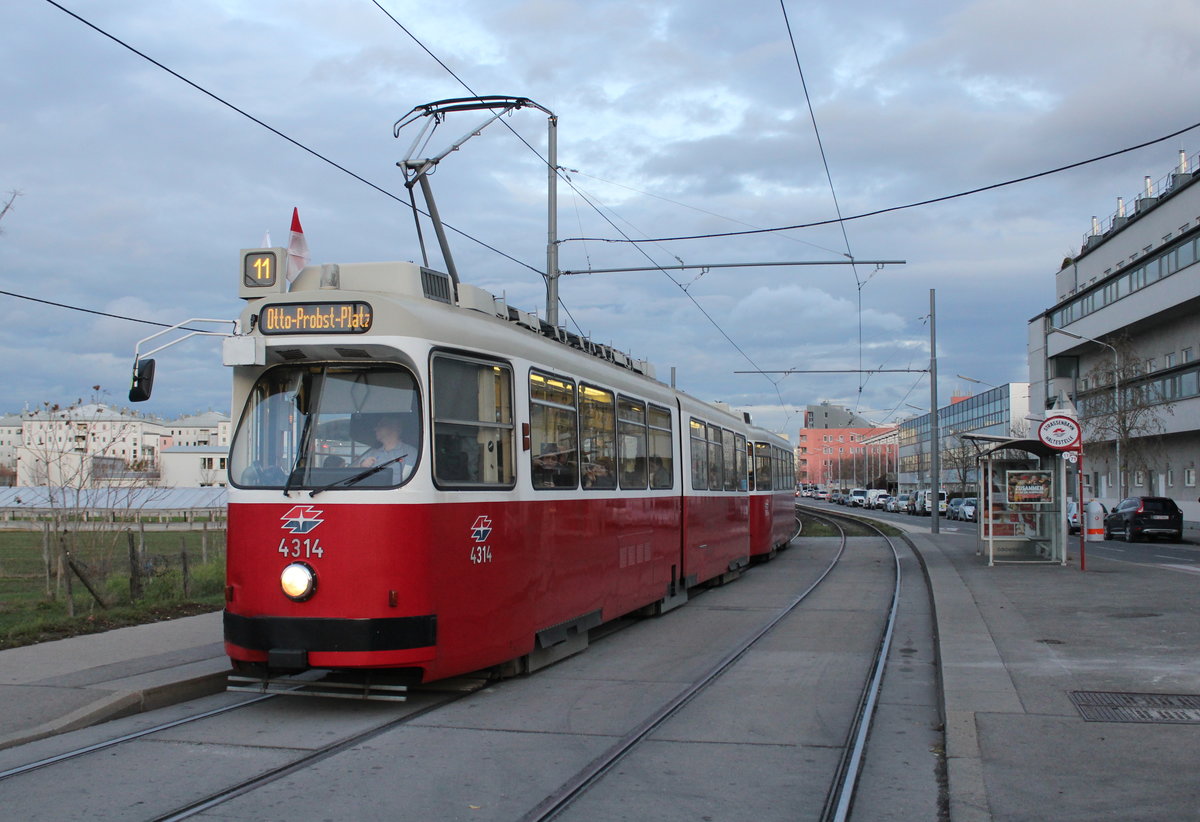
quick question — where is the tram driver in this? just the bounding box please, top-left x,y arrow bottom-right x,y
355,414 -> 416,483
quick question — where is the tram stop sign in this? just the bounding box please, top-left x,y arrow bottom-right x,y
1038,415 -> 1082,451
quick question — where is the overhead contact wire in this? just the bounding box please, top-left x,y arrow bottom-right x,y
41,0 -> 540,277
564,118 -> 1200,244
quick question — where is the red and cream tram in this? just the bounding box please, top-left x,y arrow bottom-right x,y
181,251 -> 797,684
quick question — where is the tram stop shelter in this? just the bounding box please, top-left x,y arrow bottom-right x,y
961,435 -> 1069,566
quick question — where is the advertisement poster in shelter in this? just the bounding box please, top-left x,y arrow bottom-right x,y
1006,469 -> 1053,505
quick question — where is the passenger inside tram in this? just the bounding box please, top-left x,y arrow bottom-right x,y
650,457 -> 670,487
534,443 -> 574,487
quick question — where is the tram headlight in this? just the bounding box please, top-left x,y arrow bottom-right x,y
280,562 -> 318,602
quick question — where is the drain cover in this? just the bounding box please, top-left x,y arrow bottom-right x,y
1070,691 -> 1200,724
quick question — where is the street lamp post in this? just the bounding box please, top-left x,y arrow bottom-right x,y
929,289 -> 940,533
956,374 -> 998,390
1049,326 -> 1122,498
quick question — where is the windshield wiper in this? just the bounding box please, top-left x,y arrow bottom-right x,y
283,423 -> 314,496
308,454 -> 407,497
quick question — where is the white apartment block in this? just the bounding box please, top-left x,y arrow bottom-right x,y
10,403 -> 231,488
1029,149 -> 1200,516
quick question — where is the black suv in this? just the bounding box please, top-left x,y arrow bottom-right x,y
1102,496 -> 1183,542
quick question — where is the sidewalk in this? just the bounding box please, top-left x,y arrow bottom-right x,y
0,611 -> 228,751
908,527 -> 1200,821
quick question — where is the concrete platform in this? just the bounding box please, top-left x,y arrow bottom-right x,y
903,526 -> 1200,821
2,525 -> 1199,819
0,611 -> 228,751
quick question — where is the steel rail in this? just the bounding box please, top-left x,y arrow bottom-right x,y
807,508 -> 904,822
519,514 -> 849,821
151,685 -> 481,822
0,694 -> 274,781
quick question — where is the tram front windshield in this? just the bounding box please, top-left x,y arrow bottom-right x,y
230,364 -> 421,490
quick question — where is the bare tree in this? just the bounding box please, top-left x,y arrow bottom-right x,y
0,189 -> 20,235
942,434 -> 975,497
1076,335 -> 1173,496
17,392 -> 167,610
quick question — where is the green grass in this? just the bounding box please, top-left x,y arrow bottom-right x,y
0,528 -> 226,650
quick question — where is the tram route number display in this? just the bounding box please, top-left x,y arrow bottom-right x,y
259,302 -> 373,334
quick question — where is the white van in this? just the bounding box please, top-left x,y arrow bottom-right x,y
848,488 -> 868,507
916,489 -> 948,516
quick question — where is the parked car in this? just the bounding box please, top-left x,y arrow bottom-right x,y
1103,496 -> 1183,542
960,498 -> 977,522
872,493 -> 892,510
848,488 -> 868,507
946,498 -> 965,520
1066,500 -> 1083,534
889,493 -> 910,513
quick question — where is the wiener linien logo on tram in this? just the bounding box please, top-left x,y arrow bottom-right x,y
281,505 -> 325,534
471,516 -> 493,542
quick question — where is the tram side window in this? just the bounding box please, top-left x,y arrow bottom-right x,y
648,405 -> 673,489
722,428 -> 737,491
690,418 -> 707,489
707,424 -> 724,490
580,384 -> 616,489
755,442 -> 772,491
734,434 -> 748,491
431,354 -> 514,488
618,395 -> 647,489
530,371 -> 578,489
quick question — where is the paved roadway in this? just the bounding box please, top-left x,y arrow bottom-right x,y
1084,539 -> 1200,573
832,500 -> 1200,570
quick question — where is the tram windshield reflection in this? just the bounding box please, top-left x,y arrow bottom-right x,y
229,364 -> 421,490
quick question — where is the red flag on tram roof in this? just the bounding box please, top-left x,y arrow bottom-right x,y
286,207 -> 309,283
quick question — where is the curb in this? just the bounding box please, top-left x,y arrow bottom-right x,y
0,667 -> 229,753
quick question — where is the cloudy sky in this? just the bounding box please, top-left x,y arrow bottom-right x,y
3,0 -> 1199,435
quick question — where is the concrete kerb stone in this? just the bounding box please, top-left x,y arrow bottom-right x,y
901,530 -> 1024,822
0,663 -> 230,752
0,690 -> 144,752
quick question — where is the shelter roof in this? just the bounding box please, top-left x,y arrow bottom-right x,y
960,434 -> 1062,460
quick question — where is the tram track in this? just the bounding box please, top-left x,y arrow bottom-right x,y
520,511 -> 904,822
150,684 -> 484,822
0,678 -> 487,821
520,515 -> 839,821
0,695 -> 273,782
808,509 -> 903,822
